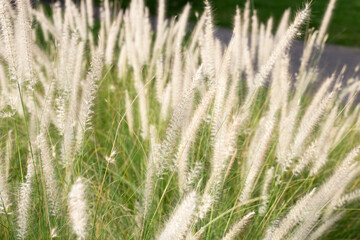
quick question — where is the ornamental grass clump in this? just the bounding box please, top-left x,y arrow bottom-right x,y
0,0 -> 359,239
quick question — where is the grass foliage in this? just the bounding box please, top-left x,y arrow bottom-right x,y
0,0 -> 359,239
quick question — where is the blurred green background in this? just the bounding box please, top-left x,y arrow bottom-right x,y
118,0 -> 360,47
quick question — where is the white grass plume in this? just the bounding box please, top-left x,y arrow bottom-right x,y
316,0 -> 337,45
158,191 -> 197,240
0,168 -> 10,214
240,114 -> 276,203
259,167 -> 274,216
253,4 -> 310,88
17,158 -> 34,239
125,90 -> 134,136
222,211 -> 255,240
0,0 -> 17,82
75,48 -> 104,153
308,211 -> 345,240
68,177 -> 88,240
38,130 -> 59,215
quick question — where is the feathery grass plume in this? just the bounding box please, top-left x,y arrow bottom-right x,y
68,0 -> 86,40
170,4 -> 191,108
308,211 -> 345,240
69,40 -> 85,115
182,54 -> 200,124
80,0 -> 87,37
298,31 -> 318,75
289,86 -> 335,167
275,9 -> 290,41
293,105 -> 337,175
60,34 -> 79,164
188,12 -> 206,53
104,0 -> 111,34
158,191 -> 197,240
75,47 -> 104,153
223,71 -> 240,119
267,147 -> 360,240
259,167 -> 274,216
223,30 -> 246,117
68,177 -> 88,240
172,45 -> 184,109
257,23 -> 266,67
316,0 -> 337,45
250,10 -> 258,61
160,83 -> 172,120
222,211 -> 255,240
229,5 -> 310,145
142,125 -> 158,220
36,80 -> 58,215
224,150 -> 238,182
253,4 -> 310,88
307,107 -> 337,175
197,193 -> 214,220
277,55 -> 291,116
240,114 -> 276,203
5,130 -> 12,181
0,0 -> 17,83
277,103 -> 298,166
184,161 -> 203,193
174,4 -> 191,47
0,167 -> 10,214
126,0 -> 152,67
214,39 -> 223,77
133,67 -> 149,139
263,17 -> 274,62
232,7 -> 242,73
323,165 -> 360,219
155,56 -> 165,102
17,158 -> 34,239
176,66 -> 214,192
335,189 -> 360,209
125,90 -> 134,136
55,20 -> 71,135
293,140 -> 317,175
203,0 -> 216,81
38,130 -> 59,215
105,11 -> 122,65
31,7 -> 61,41
98,9 -> 107,52
52,2 -> 63,31
333,107 -> 359,145
263,188 -> 317,240
241,0 -> 251,66
66,32 -> 80,85
243,44 -> 255,88
117,45 -> 128,79
211,44 -> 232,141
123,6 -> 149,139
156,65 -> 203,176
205,123 -> 229,198
151,0 -> 167,71
16,0 -> 34,89
85,0 -> 94,28
291,212 -> 319,240
0,64 -> 9,93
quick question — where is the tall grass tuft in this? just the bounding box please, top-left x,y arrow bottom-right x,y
0,0 -> 359,239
